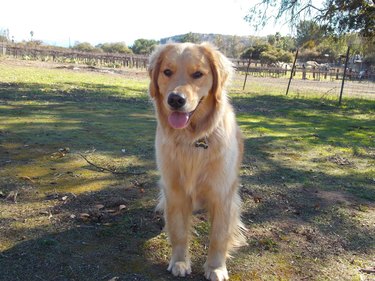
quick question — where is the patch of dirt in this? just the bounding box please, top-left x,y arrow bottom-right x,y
0,57 -> 148,79
327,154 -> 354,166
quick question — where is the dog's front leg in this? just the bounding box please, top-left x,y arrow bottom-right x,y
164,191 -> 192,277
204,200 -> 232,281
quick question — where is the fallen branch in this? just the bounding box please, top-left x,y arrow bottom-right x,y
6,191 -> 18,203
78,153 -> 145,175
360,267 -> 375,274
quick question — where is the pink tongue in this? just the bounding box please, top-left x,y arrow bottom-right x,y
168,112 -> 189,129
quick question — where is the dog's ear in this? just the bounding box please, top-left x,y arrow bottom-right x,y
200,43 -> 234,102
148,46 -> 162,98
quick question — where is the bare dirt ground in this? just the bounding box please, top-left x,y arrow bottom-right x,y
235,74 -> 375,100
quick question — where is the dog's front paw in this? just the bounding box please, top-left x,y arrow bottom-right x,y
168,260 -> 192,277
204,265 -> 229,281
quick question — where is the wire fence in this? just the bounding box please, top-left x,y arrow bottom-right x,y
235,72 -> 375,101
238,49 -> 375,102
1,43 -> 374,101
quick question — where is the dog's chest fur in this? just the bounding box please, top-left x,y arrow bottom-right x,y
156,129 -> 215,182
155,117 -> 239,209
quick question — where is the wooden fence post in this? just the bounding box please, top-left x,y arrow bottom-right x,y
339,46 -> 350,105
242,56 -> 251,90
286,49 -> 299,96
302,64 -> 306,80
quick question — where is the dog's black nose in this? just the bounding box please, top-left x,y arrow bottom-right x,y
168,93 -> 186,109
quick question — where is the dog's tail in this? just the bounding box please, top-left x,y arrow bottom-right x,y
227,191 -> 248,257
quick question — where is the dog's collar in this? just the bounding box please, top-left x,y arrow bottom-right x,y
194,137 -> 208,149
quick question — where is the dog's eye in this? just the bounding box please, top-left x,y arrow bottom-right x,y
192,71 -> 203,79
163,69 -> 173,77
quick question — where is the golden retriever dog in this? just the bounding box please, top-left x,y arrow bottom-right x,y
148,42 -> 246,281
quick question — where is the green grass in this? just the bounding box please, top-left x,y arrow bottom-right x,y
0,60 -> 374,281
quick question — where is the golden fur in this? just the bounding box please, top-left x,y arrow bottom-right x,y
148,42 -> 246,281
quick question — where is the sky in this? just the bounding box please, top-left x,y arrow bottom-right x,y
0,0 -> 293,47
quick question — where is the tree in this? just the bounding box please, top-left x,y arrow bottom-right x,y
131,39 -> 157,55
245,0 -> 375,40
322,0 -> 375,38
276,35 -> 296,52
73,42 -> 96,52
296,20 -> 326,48
181,32 -> 201,43
96,42 -> 132,54
23,40 -> 43,47
214,35 -> 225,51
267,34 -> 276,46
241,40 -> 293,63
260,48 -> 293,64
361,37 -> 375,65
0,29 -> 10,42
227,36 -> 245,58
260,49 -> 278,64
316,35 -> 348,62
277,49 -> 294,62
241,40 -> 270,60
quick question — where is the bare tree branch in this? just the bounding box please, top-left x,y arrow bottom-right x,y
245,0 -> 374,38
78,153 -> 145,175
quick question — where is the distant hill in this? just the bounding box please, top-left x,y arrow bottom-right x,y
160,32 -> 254,58
160,33 -> 251,45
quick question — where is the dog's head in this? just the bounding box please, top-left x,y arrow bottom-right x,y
148,43 -> 233,130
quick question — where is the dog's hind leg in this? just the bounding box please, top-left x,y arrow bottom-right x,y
204,184 -> 245,281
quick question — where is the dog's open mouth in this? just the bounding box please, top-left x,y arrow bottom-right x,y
168,97 -> 204,129
168,111 -> 192,129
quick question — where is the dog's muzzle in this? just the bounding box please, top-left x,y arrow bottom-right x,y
168,92 -> 186,110
167,93 -> 204,130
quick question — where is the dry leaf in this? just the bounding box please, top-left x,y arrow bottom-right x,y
59,147 -> 70,154
79,213 -> 90,217
19,176 -> 34,183
118,204 -> 126,211
79,213 -> 90,220
95,204 -> 105,210
46,193 -> 59,200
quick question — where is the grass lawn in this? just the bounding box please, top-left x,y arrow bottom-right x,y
0,59 -> 374,281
